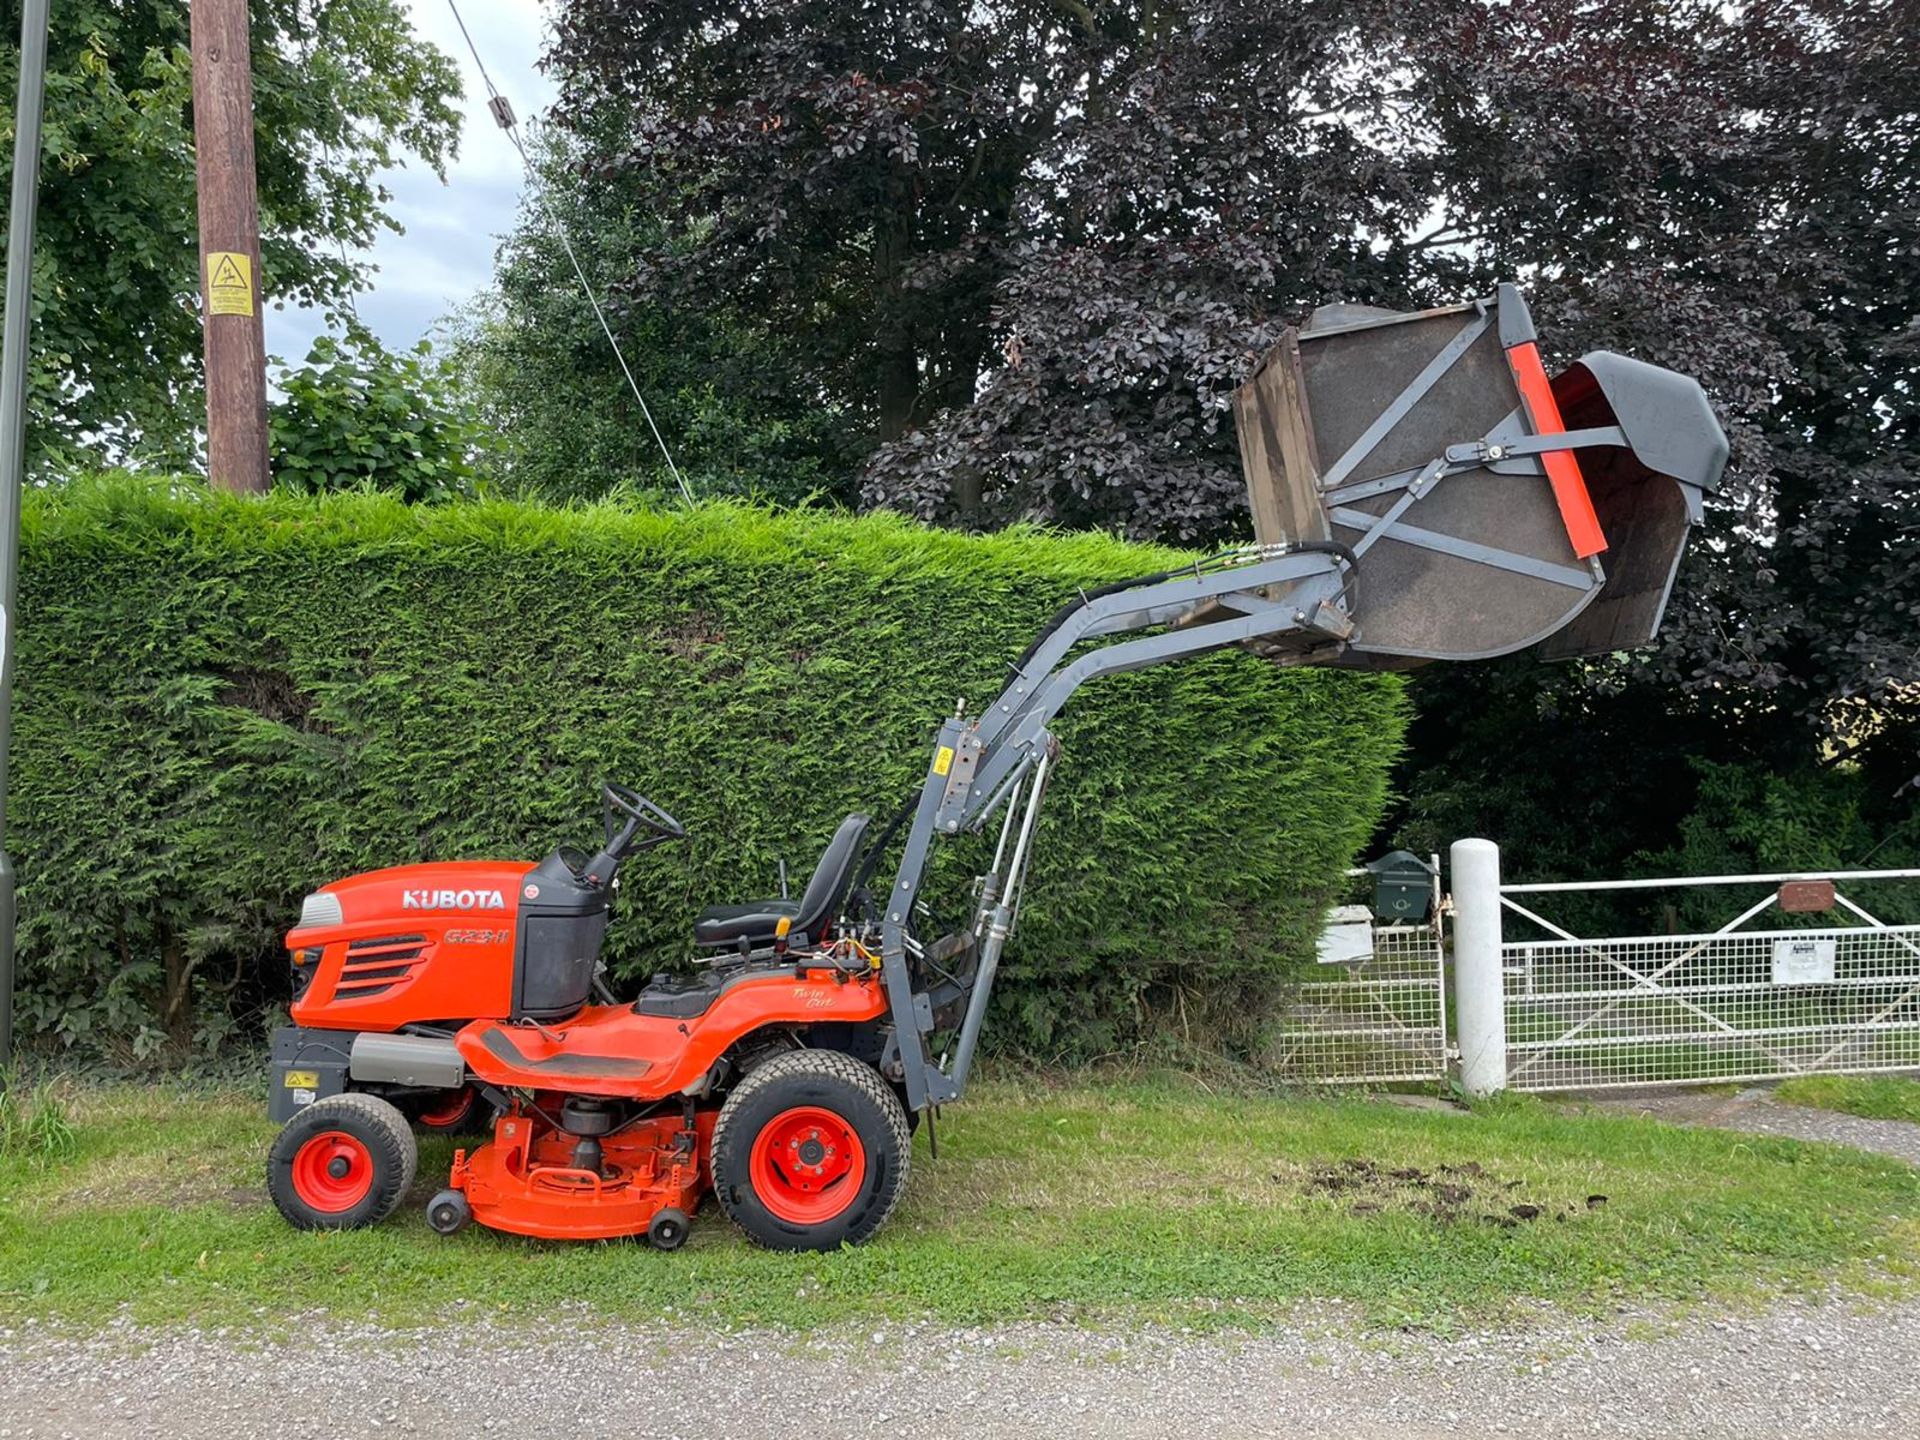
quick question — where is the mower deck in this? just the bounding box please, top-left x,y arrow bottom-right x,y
449,1109 -> 714,1243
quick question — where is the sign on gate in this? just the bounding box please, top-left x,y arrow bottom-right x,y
1772,937 -> 1837,985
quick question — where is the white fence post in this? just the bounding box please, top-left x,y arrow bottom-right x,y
1450,838 -> 1507,1096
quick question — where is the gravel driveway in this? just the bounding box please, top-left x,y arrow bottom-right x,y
1576,1086 -> 1920,1167
3,1294 -> 1918,1440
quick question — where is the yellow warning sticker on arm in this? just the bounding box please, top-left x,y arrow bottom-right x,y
207,251 -> 255,316
932,745 -> 954,776
282,1069 -> 318,1089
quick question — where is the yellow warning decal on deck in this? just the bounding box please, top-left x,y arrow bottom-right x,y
207,251 -> 254,316
282,1069 -> 318,1089
932,745 -> 954,776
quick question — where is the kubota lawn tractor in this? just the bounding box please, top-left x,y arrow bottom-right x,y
265,284 -> 1729,1250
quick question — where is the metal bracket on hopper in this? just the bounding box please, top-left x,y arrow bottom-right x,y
1327,507 -> 1601,591
1318,305 -> 1495,491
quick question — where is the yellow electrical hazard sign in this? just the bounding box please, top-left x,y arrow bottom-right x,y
206,251 -> 254,316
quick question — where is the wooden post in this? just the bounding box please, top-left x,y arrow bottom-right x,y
191,0 -> 270,493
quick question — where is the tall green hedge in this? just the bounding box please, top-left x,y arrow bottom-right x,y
13,477 -> 1404,1059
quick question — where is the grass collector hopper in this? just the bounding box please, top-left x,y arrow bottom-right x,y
1232,282 -> 1727,666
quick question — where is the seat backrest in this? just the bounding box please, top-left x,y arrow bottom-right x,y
793,813 -> 870,940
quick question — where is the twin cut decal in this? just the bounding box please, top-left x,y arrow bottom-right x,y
400,888 -> 507,911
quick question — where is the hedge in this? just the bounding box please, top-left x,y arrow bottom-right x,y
12,476 -> 1405,1060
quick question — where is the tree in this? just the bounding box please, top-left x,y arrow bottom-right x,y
546,0 -> 1438,525
1405,0 -> 1917,744
269,324 -> 485,502
449,127 -> 861,506
1387,0 -> 1919,871
0,0 -> 461,474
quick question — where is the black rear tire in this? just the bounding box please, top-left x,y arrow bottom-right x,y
710,1049 -> 910,1251
268,1093 -> 417,1231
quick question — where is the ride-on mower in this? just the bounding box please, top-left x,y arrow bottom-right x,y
265,284 -> 1728,1250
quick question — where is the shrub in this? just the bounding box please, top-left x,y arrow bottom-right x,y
269,326 -> 487,502
14,476 -> 1405,1060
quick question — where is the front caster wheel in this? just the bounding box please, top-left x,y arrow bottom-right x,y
426,1188 -> 472,1236
647,1207 -> 690,1251
710,1050 -> 910,1252
268,1093 -> 417,1231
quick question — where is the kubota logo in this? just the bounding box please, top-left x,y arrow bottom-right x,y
400,887 -> 507,912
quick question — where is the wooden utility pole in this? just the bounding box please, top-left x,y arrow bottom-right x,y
191,0 -> 271,493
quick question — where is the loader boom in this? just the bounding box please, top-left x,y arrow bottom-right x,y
879,544 -> 1360,1109
878,281 -> 1729,1111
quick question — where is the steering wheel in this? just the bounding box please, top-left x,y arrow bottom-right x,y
573,781 -> 687,888
602,781 -> 686,849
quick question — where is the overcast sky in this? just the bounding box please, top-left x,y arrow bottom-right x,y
262,0 -> 558,363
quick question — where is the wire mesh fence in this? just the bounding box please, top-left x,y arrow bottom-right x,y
1500,873 -> 1920,1091
1266,922 -> 1449,1083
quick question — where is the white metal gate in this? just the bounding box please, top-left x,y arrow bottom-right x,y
1491,868 -> 1920,1091
1267,865 -> 1449,1084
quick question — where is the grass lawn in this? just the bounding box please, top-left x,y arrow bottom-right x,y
1,1071 -> 1916,1334
1775,1073 -> 1920,1125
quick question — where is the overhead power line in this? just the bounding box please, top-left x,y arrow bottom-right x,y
445,0 -> 695,505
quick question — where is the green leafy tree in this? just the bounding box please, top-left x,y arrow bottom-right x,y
269,325 -> 485,502
450,128 -> 861,506
0,0 -> 461,473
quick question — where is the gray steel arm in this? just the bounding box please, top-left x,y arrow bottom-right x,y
880,547 -> 1352,1109
976,548 -> 1346,749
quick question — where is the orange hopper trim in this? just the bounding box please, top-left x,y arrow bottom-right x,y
1505,341 -> 1608,559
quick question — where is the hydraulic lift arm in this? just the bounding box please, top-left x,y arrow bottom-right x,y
878,544 -> 1358,1110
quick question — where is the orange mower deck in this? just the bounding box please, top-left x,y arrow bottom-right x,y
449,1109 -> 714,1242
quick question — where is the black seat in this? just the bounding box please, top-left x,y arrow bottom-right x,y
693,813 -> 870,948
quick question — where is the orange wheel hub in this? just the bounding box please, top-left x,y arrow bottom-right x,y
290,1130 -> 374,1212
417,1089 -> 474,1127
749,1105 -> 866,1224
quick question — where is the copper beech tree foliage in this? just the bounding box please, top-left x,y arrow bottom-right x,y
1410,2 -> 1918,754
548,0 -> 1915,761
546,0 -> 1439,530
